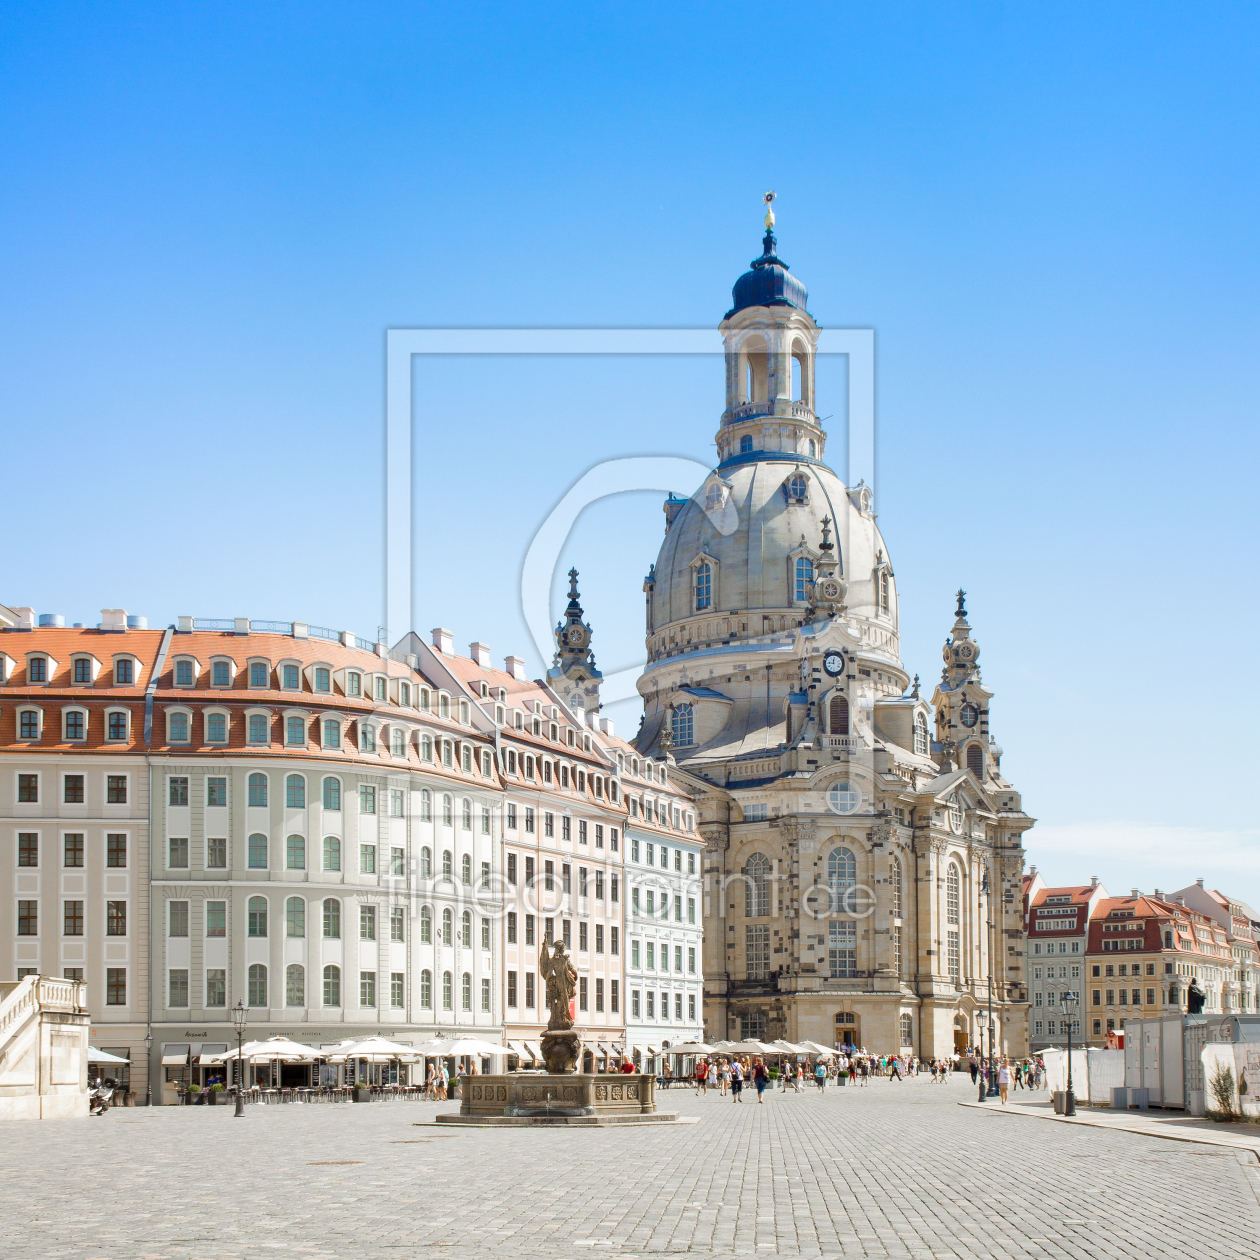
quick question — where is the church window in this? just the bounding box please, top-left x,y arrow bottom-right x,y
829,920 -> 857,978
745,852 -> 771,917
947,864 -> 960,926
694,562 -> 711,611
827,781 -> 859,814
808,438 -> 816,457
914,714 -> 929,756
740,434 -> 753,454
745,924 -> 770,979
899,1013 -> 912,1047
787,475 -> 808,503
672,703 -> 694,748
829,695 -> 849,735
880,571 -> 890,613
948,931 -> 960,982
891,856 -> 902,919
966,744 -> 984,778
828,847 -> 857,912
794,557 -> 814,603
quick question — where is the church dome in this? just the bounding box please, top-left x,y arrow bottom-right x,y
645,459 -> 898,664
727,229 -> 809,319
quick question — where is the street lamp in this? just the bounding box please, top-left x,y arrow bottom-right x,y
982,871 -> 999,1098
231,999 -> 248,1118
1060,989 -> 1078,1116
144,1030 -> 153,1107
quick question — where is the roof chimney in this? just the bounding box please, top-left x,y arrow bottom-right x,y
504,655 -> 526,681
1131,888 -> 1140,899
599,717 -> 614,737
1154,889 -> 1163,899
1091,876 -> 1099,887
1029,865 -> 1037,876
13,606 -> 34,630
100,609 -> 127,632
1196,877 -> 1205,888
469,642 -> 492,668
431,628 -> 454,655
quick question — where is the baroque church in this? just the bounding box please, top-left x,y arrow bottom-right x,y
632,202 -> 1034,1059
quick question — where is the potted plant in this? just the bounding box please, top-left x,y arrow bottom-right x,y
206,1083 -> 225,1106
187,1083 -> 203,1105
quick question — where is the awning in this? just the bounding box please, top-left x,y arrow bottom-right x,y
523,1040 -> 542,1062
88,1047 -> 130,1064
506,1040 -> 529,1058
194,1043 -> 227,1059
161,1044 -> 190,1066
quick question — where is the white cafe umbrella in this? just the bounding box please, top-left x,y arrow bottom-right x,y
435,1037 -> 509,1058
326,1035 -> 421,1063
769,1039 -> 809,1056
88,1047 -> 130,1064
798,1040 -> 839,1057
726,1039 -> 774,1054
205,1036 -> 319,1062
665,1041 -> 712,1055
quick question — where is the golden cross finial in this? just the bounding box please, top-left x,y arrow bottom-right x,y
763,190 -> 776,230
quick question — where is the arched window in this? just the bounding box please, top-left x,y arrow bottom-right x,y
323,776 -> 341,810
808,438 -> 816,457
442,795 -> 453,826
914,715 -> 928,756
442,970 -> 453,1010
248,964 -> 267,1006
880,571 -> 890,613
323,718 -> 340,749
286,963 -> 305,1006
695,562 -> 712,611
322,898 -> 340,938
323,964 -> 341,1006
322,836 -> 340,871
462,798 -> 472,830
672,703 -> 694,748
359,723 -> 376,752
794,557 -> 814,602
285,897 -> 305,937
828,846 -> 857,912
740,434 -> 753,454
461,972 -> 472,1011
787,475 -> 808,502
286,717 -> 305,747
248,834 -> 268,869
966,744 -> 984,778
420,969 -> 432,1008
286,774 -> 305,808
745,852 -> 771,917
391,728 -> 405,758
829,695 -> 849,735
419,789 -> 432,821
419,905 -> 432,943
442,907 -> 452,945
286,835 -> 305,870
899,1013 -> 912,1047
248,896 -> 268,937
419,846 -> 432,878
947,864 -> 960,925
248,773 -> 267,807
461,910 -> 472,947
891,856 -> 902,919
442,850 -> 452,880
461,853 -> 472,885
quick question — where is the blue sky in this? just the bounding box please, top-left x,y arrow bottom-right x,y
2,3 -> 1258,898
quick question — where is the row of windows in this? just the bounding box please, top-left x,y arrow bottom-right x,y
15,965 -> 128,1003
9,707 -> 134,742
630,888 -> 697,923
629,940 -> 698,972
628,838 -> 698,873
15,832 -> 128,867
505,854 -> 620,901
16,900 -> 126,935
4,653 -> 138,687
10,773 -> 129,804
506,970 -> 619,1014
505,911 -> 620,954
173,963 -> 489,1012
630,989 -> 698,1022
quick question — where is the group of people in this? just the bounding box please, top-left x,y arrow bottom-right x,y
968,1053 -> 1045,1103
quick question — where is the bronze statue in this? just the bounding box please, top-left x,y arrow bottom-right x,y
1187,978 -> 1206,1014
538,937 -> 578,1031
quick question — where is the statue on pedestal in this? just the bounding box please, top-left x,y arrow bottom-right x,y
538,937 -> 582,1073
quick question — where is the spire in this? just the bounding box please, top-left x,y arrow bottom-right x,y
549,566 -> 602,714
956,588 -> 967,618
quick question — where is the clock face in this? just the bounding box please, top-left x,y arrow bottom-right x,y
960,703 -> 979,729
565,625 -> 586,647
823,652 -> 844,677
819,578 -> 843,601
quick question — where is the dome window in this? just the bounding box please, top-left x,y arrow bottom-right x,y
808,438 -> 816,458
914,714 -> 929,756
671,703 -> 694,748
740,434 -> 753,454
827,781 -> 860,815
785,473 -> 809,504
794,557 -> 814,603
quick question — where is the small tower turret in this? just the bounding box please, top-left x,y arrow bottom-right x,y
548,568 -> 603,716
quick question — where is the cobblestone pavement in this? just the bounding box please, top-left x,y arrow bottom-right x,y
3,1074 -> 1258,1260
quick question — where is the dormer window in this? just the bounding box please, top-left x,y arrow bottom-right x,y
794,557 -> 814,603
399,681 -> 410,706
73,658 -> 93,685
211,660 -> 232,688
460,700 -> 469,724
29,657 -> 48,683
207,711 -> 229,743
439,694 -> 450,719
64,709 -> 87,741
786,474 -> 809,504
914,714 -> 929,756
514,711 -> 524,731
249,661 -> 270,688
281,664 -> 300,690
314,668 -> 331,693
19,709 -> 41,740
695,562 -> 712,610
347,672 -> 362,697
374,676 -> 387,702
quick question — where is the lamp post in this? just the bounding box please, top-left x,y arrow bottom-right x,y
1060,989 -> 1078,1116
144,1030 -> 153,1107
982,871 -> 999,1097
232,999 -> 248,1118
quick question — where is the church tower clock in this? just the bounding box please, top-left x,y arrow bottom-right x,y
547,568 -> 603,717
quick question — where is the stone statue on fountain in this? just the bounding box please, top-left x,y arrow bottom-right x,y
538,937 -> 582,1073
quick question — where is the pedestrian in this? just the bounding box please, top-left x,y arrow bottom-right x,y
695,1057 -> 709,1096
753,1058 -> 769,1103
998,1057 -> 1012,1106
731,1058 -> 744,1103
969,1057 -> 979,1086
815,1060 -> 827,1092
719,1060 -> 730,1096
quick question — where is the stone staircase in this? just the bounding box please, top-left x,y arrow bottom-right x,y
0,975 -> 92,1120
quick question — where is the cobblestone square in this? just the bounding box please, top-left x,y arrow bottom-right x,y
2,1076 -> 1258,1260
